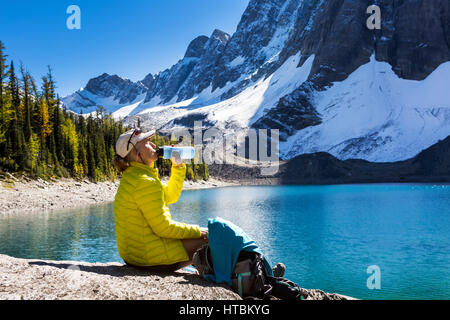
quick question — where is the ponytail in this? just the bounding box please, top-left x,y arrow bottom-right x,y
112,154 -> 130,173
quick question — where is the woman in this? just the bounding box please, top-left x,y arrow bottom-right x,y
112,128 -> 208,272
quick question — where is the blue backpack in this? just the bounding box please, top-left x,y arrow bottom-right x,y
193,217 -> 307,300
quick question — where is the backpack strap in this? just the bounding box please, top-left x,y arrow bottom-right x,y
204,245 -> 213,274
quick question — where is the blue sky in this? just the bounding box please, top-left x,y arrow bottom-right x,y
0,0 -> 249,97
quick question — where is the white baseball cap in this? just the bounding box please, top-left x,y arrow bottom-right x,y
115,128 -> 155,158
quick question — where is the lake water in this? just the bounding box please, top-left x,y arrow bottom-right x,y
1,184 -> 449,300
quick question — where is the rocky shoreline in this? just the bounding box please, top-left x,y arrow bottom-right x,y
0,254 -> 354,300
0,173 -> 240,215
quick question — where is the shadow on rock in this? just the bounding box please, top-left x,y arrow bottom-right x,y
28,260 -> 193,279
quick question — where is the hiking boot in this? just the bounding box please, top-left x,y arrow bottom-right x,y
272,262 -> 286,277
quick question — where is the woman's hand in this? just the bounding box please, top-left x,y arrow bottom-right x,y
199,227 -> 209,242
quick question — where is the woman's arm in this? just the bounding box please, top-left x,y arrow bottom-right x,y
163,161 -> 186,205
134,176 -> 201,239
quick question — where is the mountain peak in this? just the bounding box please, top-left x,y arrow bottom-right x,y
140,73 -> 155,89
184,35 -> 209,58
211,29 -> 231,44
85,73 -> 126,94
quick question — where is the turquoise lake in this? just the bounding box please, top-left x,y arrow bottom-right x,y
0,184 -> 449,300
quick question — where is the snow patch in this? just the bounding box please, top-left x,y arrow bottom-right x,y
229,56 -> 246,68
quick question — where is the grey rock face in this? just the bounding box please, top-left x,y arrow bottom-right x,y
252,0 -> 450,137
142,30 -> 231,105
213,0 -> 304,99
85,73 -> 147,104
252,82 -> 321,142
143,57 -> 200,104
374,0 -> 450,80
274,0 -> 450,86
175,29 -> 231,102
184,36 -> 209,58
140,73 -> 154,89
61,73 -> 149,113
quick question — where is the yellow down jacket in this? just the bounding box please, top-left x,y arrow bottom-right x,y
114,161 -> 202,266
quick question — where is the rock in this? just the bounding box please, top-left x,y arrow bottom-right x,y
0,254 -> 239,300
184,35 -> 210,59
6,172 -> 18,182
301,289 -> 355,301
140,73 -> 154,89
0,254 -> 353,300
85,73 -> 148,104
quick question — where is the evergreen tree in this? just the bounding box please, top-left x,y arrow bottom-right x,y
27,133 -> 40,176
0,41 -> 12,153
86,139 -> 96,180
39,95 -> 52,139
19,63 -> 33,142
61,117 -> 79,175
7,61 -> 26,169
41,72 -> 57,167
0,41 -> 8,144
8,62 -> 20,110
53,95 -> 64,162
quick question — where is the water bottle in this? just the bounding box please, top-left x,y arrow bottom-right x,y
156,146 -> 195,160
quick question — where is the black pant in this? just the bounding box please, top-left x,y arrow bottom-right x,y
124,261 -> 189,273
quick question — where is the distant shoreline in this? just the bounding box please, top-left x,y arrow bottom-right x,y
1,171 -> 448,216
0,175 -> 240,216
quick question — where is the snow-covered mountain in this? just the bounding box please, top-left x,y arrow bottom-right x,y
62,73 -> 148,118
62,0 -> 450,162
